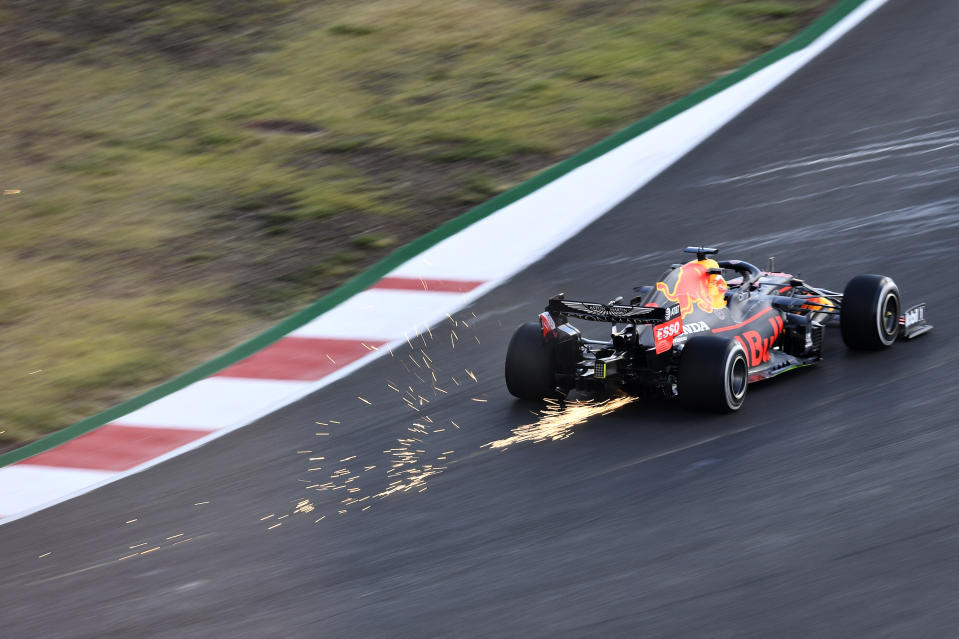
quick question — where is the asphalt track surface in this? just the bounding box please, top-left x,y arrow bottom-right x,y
5,1 -> 959,636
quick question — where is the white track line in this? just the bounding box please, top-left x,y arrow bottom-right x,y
0,0 -> 890,526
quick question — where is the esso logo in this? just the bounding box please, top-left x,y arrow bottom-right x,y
654,317 -> 684,354
655,321 -> 682,340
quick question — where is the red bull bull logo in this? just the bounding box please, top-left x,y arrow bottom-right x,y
735,315 -> 785,367
655,259 -> 728,319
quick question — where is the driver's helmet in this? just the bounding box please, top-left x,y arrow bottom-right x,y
700,258 -> 728,307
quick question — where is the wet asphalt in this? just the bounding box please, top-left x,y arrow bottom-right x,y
4,1 -> 959,636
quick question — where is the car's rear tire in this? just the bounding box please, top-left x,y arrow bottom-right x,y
840,274 -> 900,350
679,335 -> 748,413
505,322 -> 557,400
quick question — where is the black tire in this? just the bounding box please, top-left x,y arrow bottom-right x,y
505,322 -> 556,400
840,274 -> 900,350
679,335 -> 748,413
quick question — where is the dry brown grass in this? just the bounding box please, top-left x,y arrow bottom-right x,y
0,0 -> 828,443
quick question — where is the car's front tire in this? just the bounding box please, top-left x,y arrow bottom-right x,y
840,274 -> 900,350
679,335 -> 748,413
505,322 -> 557,400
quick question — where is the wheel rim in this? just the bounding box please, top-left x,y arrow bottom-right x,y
727,353 -> 747,407
730,357 -> 747,398
880,292 -> 898,338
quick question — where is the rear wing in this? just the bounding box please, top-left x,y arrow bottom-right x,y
546,298 -> 680,324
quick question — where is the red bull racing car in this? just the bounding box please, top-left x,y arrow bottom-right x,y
505,247 -> 932,412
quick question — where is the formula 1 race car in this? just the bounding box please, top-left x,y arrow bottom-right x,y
505,247 -> 932,412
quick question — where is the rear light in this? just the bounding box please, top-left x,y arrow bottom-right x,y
540,312 -> 558,340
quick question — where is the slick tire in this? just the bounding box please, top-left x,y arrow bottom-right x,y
840,274 -> 900,350
505,322 -> 557,401
679,335 -> 748,413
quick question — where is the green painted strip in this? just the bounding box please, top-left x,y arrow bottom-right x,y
0,0 -> 875,469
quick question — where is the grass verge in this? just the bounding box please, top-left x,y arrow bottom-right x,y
0,0 -> 829,446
